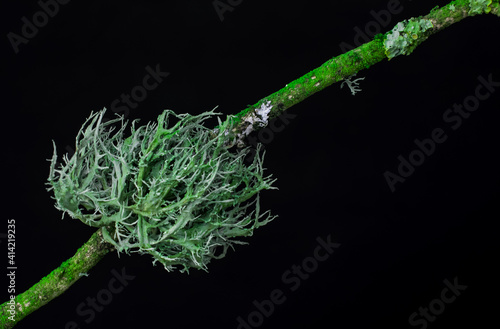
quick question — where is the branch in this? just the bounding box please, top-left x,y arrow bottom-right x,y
228,0 -> 500,146
0,228 -> 115,329
1,0 -> 498,327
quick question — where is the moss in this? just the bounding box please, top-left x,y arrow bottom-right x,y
374,33 -> 385,41
0,228 -> 114,328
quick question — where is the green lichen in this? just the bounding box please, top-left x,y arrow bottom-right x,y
48,109 -> 277,273
468,0 -> 493,14
383,18 -> 434,60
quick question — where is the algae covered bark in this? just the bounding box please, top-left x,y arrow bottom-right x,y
0,228 -> 114,329
228,0 -> 500,145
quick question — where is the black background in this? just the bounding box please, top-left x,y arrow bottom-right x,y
1,0 -> 499,328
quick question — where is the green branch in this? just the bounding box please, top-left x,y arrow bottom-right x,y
228,0 -> 499,146
1,0 -> 498,328
0,228 -> 115,329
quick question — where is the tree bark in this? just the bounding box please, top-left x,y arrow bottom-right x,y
229,0 -> 500,145
0,228 -> 115,329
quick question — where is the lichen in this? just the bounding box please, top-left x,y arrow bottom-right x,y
235,101 -> 273,147
340,73 -> 365,95
468,0 -> 493,15
383,18 -> 434,60
47,108 -> 277,273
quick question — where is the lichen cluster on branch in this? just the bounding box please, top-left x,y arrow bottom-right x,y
383,18 -> 434,60
3,0 -> 497,326
47,109 -> 277,272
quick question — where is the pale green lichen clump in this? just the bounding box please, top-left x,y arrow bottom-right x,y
383,18 -> 434,60
468,0 -> 493,15
47,109 -> 277,273
383,0 -> 495,59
